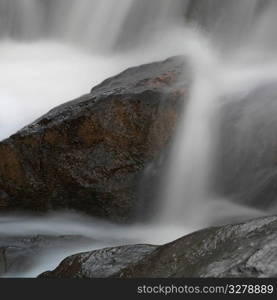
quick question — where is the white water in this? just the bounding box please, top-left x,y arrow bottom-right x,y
1,0 -> 277,277
0,212 -> 191,277
0,0 -> 186,140
158,27 -> 277,229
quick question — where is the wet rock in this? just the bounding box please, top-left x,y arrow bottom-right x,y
0,235 -> 94,277
217,82 -> 277,211
40,216 -> 277,278
39,244 -> 157,278
0,56 -> 189,221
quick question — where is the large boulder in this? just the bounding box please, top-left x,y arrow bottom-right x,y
39,216 -> 277,278
0,56 -> 188,221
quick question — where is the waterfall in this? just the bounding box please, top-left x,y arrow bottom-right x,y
0,0 -> 186,50
2,0 -> 277,277
158,31 -> 222,228
158,0 -> 277,229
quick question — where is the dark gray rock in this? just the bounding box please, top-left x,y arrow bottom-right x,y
39,244 -> 157,278
217,82 -> 277,211
39,216 -> 277,278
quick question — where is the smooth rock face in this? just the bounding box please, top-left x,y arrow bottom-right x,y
40,216 -> 277,278
0,56 -> 188,221
0,235 -> 94,277
217,83 -> 277,210
39,244 -> 157,278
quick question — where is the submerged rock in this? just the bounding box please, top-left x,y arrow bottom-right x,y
217,82 -> 277,211
0,235 -> 94,277
40,216 -> 277,278
0,56 -> 188,221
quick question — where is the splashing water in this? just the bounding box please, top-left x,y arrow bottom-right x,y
1,0 -> 277,277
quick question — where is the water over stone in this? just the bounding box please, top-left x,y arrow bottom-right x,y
1,0 -> 277,277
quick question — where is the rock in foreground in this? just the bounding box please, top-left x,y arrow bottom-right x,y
39,244 -> 157,278
40,216 -> 277,278
0,56 -> 188,221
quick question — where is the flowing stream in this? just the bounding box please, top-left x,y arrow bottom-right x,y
1,0 -> 277,277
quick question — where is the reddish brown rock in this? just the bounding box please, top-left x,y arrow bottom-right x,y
0,56 -> 189,221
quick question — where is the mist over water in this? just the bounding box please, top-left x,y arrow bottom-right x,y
1,0 -> 277,277
0,0 -> 187,140
0,211 -> 191,277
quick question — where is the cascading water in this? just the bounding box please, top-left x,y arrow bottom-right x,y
158,0 -> 277,230
157,38 -> 269,229
1,0 -> 277,277
157,32 -> 223,229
